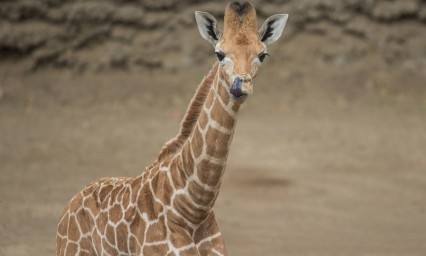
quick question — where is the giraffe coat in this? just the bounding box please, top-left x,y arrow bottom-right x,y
57,2 -> 288,255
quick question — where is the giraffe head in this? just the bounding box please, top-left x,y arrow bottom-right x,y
195,1 -> 288,100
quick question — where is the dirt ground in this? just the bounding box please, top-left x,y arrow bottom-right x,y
1,9 -> 426,256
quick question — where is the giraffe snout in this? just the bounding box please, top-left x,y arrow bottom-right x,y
230,75 -> 253,99
238,74 -> 253,96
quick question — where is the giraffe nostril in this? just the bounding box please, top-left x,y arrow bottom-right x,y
238,75 -> 252,84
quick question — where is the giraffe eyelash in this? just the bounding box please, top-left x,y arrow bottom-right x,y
215,51 -> 226,62
258,52 -> 270,63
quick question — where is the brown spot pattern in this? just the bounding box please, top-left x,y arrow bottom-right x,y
180,144 -> 194,175
188,181 -> 218,207
116,223 -> 129,252
197,159 -> 223,187
129,213 -> 145,246
143,244 -> 169,255
211,101 -> 235,129
146,216 -> 167,242
105,224 -> 115,244
205,127 -> 231,159
65,242 -> 77,256
191,126 -> 203,158
109,204 -> 122,223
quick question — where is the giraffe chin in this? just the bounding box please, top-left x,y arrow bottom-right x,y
230,77 -> 251,100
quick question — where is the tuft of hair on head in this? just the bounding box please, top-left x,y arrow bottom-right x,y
229,1 -> 251,16
223,1 -> 257,36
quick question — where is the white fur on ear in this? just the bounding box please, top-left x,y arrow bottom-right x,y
195,11 -> 219,46
259,14 -> 288,45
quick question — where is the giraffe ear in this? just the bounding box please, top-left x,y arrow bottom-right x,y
195,11 -> 219,46
259,14 -> 288,45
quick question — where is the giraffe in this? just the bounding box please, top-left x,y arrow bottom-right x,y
56,2 -> 288,255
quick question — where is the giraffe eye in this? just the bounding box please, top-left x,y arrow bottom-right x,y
215,51 -> 225,62
258,52 -> 269,63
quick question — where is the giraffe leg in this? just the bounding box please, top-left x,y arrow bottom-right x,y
194,212 -> 228,256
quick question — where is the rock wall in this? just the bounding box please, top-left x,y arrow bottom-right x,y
0,0 -> 425,72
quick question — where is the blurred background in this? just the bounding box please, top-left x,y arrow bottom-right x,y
0,0 -> 425,255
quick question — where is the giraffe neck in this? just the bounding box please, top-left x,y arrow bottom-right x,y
169,65 -> 243,225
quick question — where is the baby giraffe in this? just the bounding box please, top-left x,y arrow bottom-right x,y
56,2 -> 288,255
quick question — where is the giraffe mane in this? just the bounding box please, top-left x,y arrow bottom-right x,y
148,62 -> 219,169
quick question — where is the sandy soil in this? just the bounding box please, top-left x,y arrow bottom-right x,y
1,29 -> 426,256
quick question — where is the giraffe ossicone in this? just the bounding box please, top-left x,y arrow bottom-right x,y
57,2 -> 288,255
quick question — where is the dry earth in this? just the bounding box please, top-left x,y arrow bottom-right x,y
1,1 -> 426,255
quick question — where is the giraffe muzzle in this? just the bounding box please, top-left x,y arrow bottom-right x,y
230,76 -> 253,99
